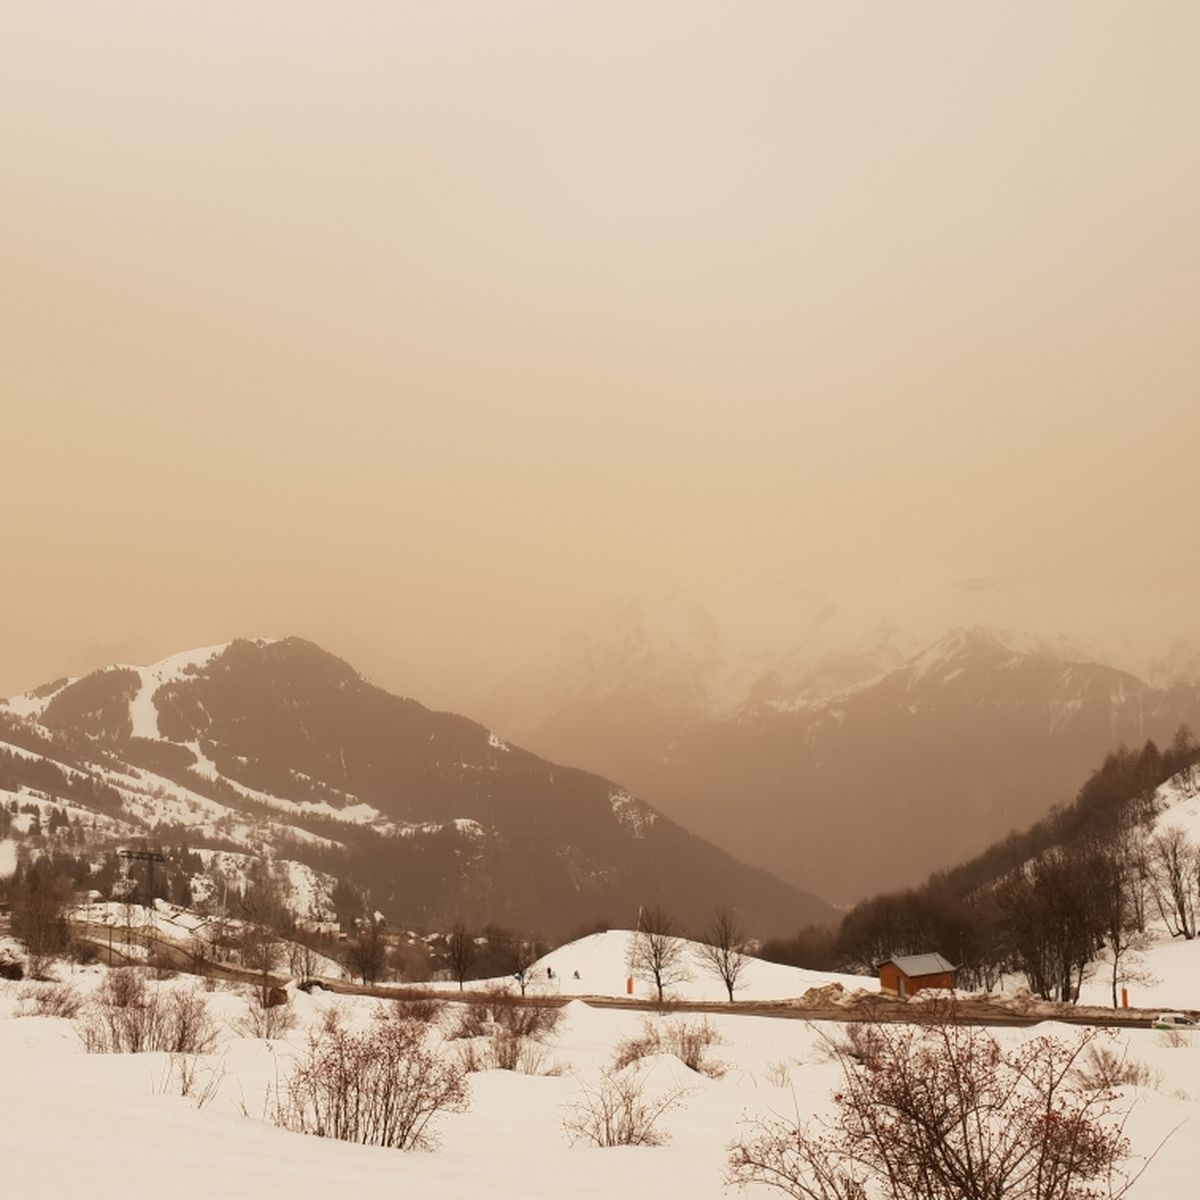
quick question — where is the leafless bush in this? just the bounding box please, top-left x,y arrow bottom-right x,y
487,1029 -> 530,1071
1074,1041 -> 1160,1092
16,981 -> 86,1018
483,1029 -> 565,1074
76,982 -> 217,1054
612,1017 -> 726,1078
449,990 -> 564,1073
449,995 -> 494,1040
394,995 -> 445,1025
562,1067 -> 691,1147
497,999 -> 563,1040
667,1018 -> 726,1077
234,994 -> 296,1039
100,968 -> 147,1008
449,988 -> 561,1043
276,1006 -> 469,1150
764,1059 -> 792,1089
159,990 -> 219,1053
1157,1027 -> 1192,1049
160,1053 -> 226,1109
729,1019 -> 1145,1200
810,1019 -> 872,1065
456,1038 -> 484,1073
611,1024 -> 660,1071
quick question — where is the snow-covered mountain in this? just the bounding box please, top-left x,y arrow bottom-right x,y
0,637 -> 832,938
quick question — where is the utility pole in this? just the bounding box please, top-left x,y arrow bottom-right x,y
118,849 -> 165,911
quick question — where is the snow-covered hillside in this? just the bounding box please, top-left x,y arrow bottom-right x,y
1,959 -> 1195,1200
1074,767 -> 1200,1011
0,636 -> 831,936
483,930 -> 877,1003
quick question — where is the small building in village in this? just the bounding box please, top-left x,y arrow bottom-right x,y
875,952 -> 956,998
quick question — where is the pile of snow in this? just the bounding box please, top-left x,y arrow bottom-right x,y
479,930 -> 878,1003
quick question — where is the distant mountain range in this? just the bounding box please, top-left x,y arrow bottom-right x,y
0,637 -> 832,938
486,617 -> 1200,904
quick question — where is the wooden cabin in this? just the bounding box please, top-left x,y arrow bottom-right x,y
875,953 -> 956,998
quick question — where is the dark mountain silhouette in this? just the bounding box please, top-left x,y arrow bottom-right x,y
1,637 -> 833,938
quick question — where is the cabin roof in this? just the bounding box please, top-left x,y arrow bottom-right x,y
875,953 -> 956,977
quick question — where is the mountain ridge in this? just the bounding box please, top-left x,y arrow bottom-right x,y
0,636 -> 832,938
486,620 -> 1200,905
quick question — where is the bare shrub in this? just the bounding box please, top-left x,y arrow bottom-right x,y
497,999 -> 562,1041
518,1040 -> 568,1076
16,981 -> 86,1018
666,1018 -> 725,1077
1074,1041 -> 1160,1091
160,1053 -> 226,1109
729,1019 -> 1145,1200
76,981 -> 217,1054
487,1029 -> 528,1071
394,995 -> 445,1025
161,990 -> 219,1054
764,1059 -> 792,1089
612,1017 -> 725,1078
449,988 -> 561,1042
562,1067 -> 691,1147
612,1023 -> 662,1071
450,990 -> 563,1072
100,968 -> 147,1009
235,995 -> 296,1040
276,1006 -> 469,1150
809,1019 -> 872,1065
1157,1027 -> 1192,1049
448,996 -> 493,1040
456,1038 -> 484,1073
484,1027 -> 565,1074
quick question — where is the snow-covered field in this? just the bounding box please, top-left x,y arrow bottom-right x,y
1,939 -> 1197,1200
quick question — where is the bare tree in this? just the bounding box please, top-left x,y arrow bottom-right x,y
628,906 -> 690,1003
10,863 -> 71,977
509,937 -> 540,996
695,909 -> 750,1002
1094,838 -> 1156,1007
345,921 -> 388,985
1150,826 -> 1197,940
289,936 -> 326,986
446,921 -> 476,991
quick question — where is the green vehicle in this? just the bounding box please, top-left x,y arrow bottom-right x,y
1150,1012 -> 1196,1031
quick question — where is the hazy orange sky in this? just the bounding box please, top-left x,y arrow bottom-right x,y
3,2 -> 1199,705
